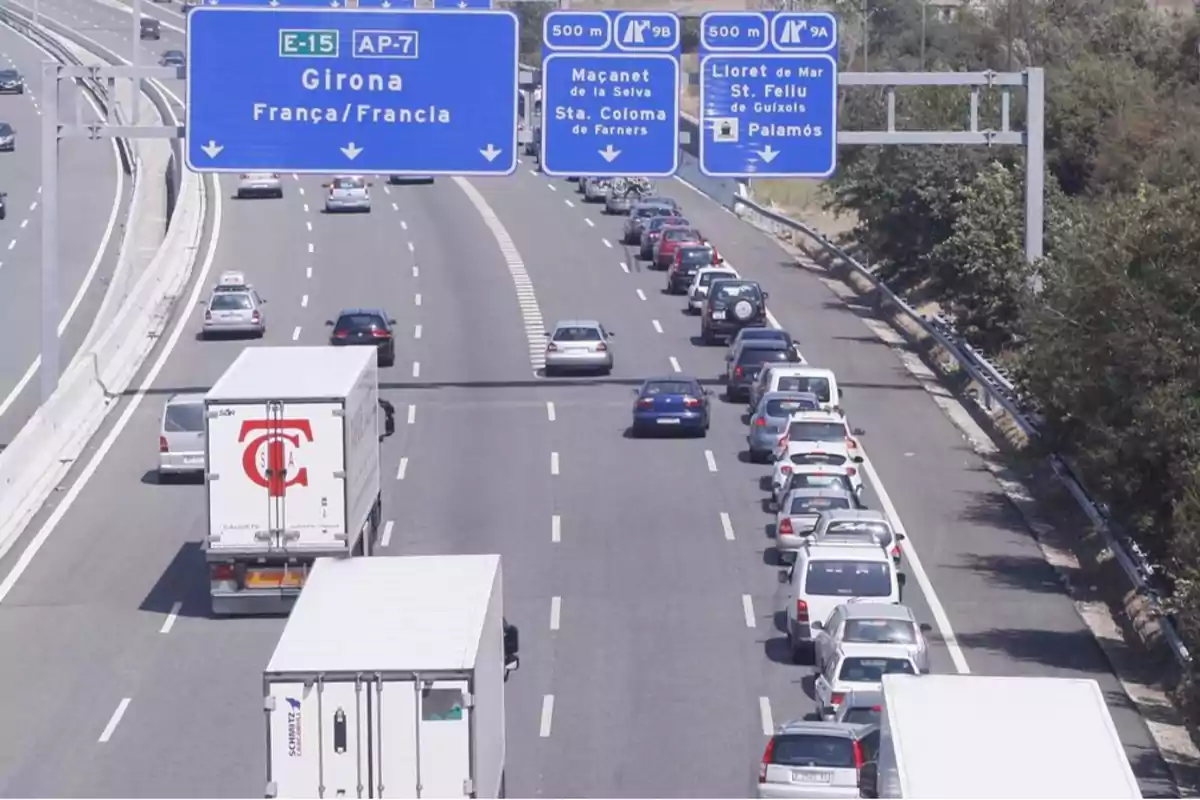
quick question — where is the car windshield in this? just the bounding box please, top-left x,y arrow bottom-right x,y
769,734 -> 857,769
844,618 -> 917,644
740,349 -> 792,367
766,397 -> 820,417
678,248 -> 713,266
337,313 -> 384,331
789,495 -> 852,514
333,178 -> 363,189
776,376 -> 831,402
838,657 -> 916,682
553,326 -> 602,342
643,380 -> 697,396
0,123 -> 12,135
805,561 -> 893,597
210,293 -> 252,311
713,283 -> 762,303
699,271 -> 736,288
792,452 -> 849,466
788,421 -> 846,442
663,228 -> 698,242
163,402 -> 204,432
841,707 -> 881,724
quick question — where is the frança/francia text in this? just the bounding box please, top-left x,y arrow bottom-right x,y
249,67 -> 454,125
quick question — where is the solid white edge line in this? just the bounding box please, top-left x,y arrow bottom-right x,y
539,695 -> 554,737
98,697 -> 131,743
0,175 -> 224,606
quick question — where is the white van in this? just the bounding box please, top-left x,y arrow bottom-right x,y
749,365 -> 840,413
157,393 -> 206,481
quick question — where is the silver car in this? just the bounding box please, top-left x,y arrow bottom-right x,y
775,486 -> 862,560
623,201 -> 675,244
748,391 -> 821,460
235,172 -> 282,198
813,603 -> 932,675
201,287 -> 266,338
757,719 -> 879,799
323,175 -> 372,212
544,319 -> 615,375
582,177 -> 611,202
158,393 -> 205,481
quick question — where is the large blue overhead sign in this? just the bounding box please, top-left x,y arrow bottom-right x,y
185,7 -> 518,175
201,0 -> 416,8
699,11 -> 838,178
539,10 -> 680,178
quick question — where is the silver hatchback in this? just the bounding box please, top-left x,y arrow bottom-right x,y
201,288 -> 265,338
544,319 -> 615,375
323,175 -> 372,212
758,719 -> 879,799
158,393 -> 206,480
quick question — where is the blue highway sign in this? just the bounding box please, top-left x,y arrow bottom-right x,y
185,7 -> 518,175
204,0 -> 415,8
540,10 -> 680,178
699,11 -> 838,178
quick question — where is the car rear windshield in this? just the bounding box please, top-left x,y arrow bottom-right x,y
788,421 -> 846,442
164,402 -> 204,432
740,349 -> 792,367
649,217 -> 686,231
553,326 -> 602,342
789,495 -> 852,515
663,228 -> 698,242
792,452 -> 849,466
776,376 -> 831,402
644,381 -> 696,396
0,123 -> 13,135
712,283 -> 761,303
766,397 -> 820,416
838,657 -> 916,682
789,473 -> 853,492
635,206 -> 669,218
769,734 -> 857,769
210,293 -> 252,310
805,561 -> 893,597
332,178 -> 364,189
699,271 -> 737,288
841,707 -> 881,725
337,313 -> 384,331
844,618 -> 916,644
678,249 -> 713,266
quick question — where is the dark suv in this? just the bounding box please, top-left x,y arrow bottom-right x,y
726,340 -> 800,401
701,279 -> 768,344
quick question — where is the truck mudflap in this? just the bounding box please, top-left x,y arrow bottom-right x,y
210,561 -> 310,617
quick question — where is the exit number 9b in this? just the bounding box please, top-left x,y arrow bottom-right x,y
279,29 -> 340,58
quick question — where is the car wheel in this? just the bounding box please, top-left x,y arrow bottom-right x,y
0,209 -> 6,220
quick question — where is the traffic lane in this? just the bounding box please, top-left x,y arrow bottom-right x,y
540,388 -> 768,798
0,178 -> 309,797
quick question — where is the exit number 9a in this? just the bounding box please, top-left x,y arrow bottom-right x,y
279,29 -> 339,58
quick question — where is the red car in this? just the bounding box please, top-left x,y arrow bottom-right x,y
654,225 -> 703,270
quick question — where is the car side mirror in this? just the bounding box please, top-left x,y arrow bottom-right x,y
321,183 -> 330,188
763,292 -> 770,300
388,318 -> 397,325
852,427 -> 866,436
898,573 -> 907,588
919,622 -> 933,633
503,623 -> 520,670
895,532 -> 906,542
704,389 -> 713,396
325,320 -> 335,326
852,455 -> 864,463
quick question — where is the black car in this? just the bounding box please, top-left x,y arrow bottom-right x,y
725,340 -> 799,401
327,308 -> 397,367
140,17 -> 161,39
701,279 -> 769,344
0,69 -> 23,94
665,244 -> 716,294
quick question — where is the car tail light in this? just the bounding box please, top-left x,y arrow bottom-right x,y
780,465 -> 792,474
251,311 -> 260,323
796,599 -> 809,623
891,545 -> 901,562
758,737 -> 776,782
159,435 -> 168,453
852,740 -> 865,769
204,310 -> 212,322
871,705 -> 882,712
831,692 -> 845,707
370,329 -> 390,338
637,398 -> 654,409
754,417 -> 766,427
734,366 -> 743,378
211,564 -> 235,581
683,396 -> 701,408
595,342 -> 608,352
779,518 -> 794,536
546,342 -> 558,352
846,437 -> 859,450
846,467 -> 857,476
333,330 -> 349,339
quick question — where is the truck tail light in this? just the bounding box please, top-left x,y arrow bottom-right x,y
778,518 -> 794,536
796,599 -> 809,623
159,435 -> 168,453
852,740 -> 864,769
734,366 -> 743,378
831,692 -> 845,707
846,467 -> 857,476
758,737 -> 776,782
211,564 -> 235,581
891,545 -> 901,563
847,437 -> 859,450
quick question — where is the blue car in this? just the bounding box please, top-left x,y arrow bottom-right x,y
631,376 -> 712,437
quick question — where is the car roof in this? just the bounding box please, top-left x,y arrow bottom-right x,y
775,719 -> 868,738
803,542 -> 891,562
820,509 -> 888,524
839,602 -> 916,621
741,339 -> 790,352
835,641 -> 915,659
165,392 -> 205,406
337,307 -> 388,317
787,411 -> 844,423
552,319 -> 602,328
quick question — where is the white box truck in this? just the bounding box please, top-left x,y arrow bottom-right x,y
262,555 -> 520,799
876,674 -> 1142,798
204,346 -> 395,616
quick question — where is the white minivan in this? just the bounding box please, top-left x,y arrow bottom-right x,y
157,393 -> 206,481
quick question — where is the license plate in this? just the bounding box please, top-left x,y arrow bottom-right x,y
567,347 -> 589,353
791,771 -> 832,784
245,570 -> 304,589
656,418 -> 681,424
183,456 -> 203,465
712,311 -> 726,320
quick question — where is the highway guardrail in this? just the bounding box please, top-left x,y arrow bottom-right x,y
730,193 -> 1192,673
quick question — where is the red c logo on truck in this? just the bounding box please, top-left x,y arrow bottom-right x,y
238,419 -> 314,497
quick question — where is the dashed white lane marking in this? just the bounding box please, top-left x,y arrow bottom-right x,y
159,601 -> 182,634
414,324 -> 422,339
292,174 -> 299,181
564,199 -> 574,208
669,356 -> 681,373
584,218 -> 595,227
414,293 -> 422,307
412,265 -> 419,278
6,240 -> 14,251
547,183 -> 557,192
300,294 -> 308,308
550,596 -> 561,630
406,404 -> 416,425
401,220 -> 408,230
383,186 -> 391,195
550,451 -> 560,476
306,267 -> 313,279
652,319 -> 663,334
291,326 -> 301,341
98,698 -> 131,743
381,520 -> 395,547
540,695 -> 555,737
303,203 -> 310,213
305,220 -> 312,232
392,202 -> 399,211
452,177 -> 547,373
307,243 -> 314,253
601,238 -> 612,248
412,361 -> 421,378
742,594 -> 757,628
28,201 -> 36,211
759,697 -> 774,735
720,512 -> 735,540
619,261 -> 629,273
546,401 -> 556,421
528,169 -> 538,177
396,457 -> 409,480
298,187 -> 305,196
551,514 -> 561,543
407,241 -> 415,253
19,218 -> 27,229
704,449 -> 718,472
636,288 -> 646,301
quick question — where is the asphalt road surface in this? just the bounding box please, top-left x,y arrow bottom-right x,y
0,1 -> 1179,797
0,22 -> 127,444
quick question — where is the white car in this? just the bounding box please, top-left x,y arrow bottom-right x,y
771,442 -> 865,505
813,602 -> 931,676
814,641 -> 920,720
810,509 -> 903,567
235,172 -> 283,198
782,540 -> 904,663
771,410 -> 865,462
324,175 -> 372,212
687,266 -> 739,313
